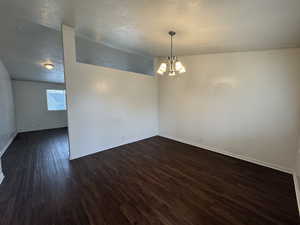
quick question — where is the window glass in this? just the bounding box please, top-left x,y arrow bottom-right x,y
46,89 -> 66,111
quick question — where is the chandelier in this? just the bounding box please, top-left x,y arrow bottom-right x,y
157,31 -> 186,76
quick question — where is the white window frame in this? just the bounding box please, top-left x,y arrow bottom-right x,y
46,89 -> 67,111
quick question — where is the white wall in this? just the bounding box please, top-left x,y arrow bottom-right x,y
13,80 -> 68,132
158,49 -> 300,172
62,25 -> 158,160
0,59 -> 16,183
63,25 -> 300,174
296,150 -> 300,175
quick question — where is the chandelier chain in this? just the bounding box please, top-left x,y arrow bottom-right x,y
171,33 -> 173,59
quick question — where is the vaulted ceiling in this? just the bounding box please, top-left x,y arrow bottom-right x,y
1,0 -> 300,83
2,0 -> 300,57
0,18 -> 64,83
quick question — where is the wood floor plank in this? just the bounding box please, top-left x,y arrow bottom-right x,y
0,128 -> 299,225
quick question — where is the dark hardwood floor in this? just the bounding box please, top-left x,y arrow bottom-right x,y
0,128 -> 299,225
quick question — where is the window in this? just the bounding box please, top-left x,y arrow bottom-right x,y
46,89 -> 67,111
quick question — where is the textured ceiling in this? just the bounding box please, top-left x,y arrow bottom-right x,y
1,0 -> 300,57
1,0 -> 300,83
0,17 -> 64,83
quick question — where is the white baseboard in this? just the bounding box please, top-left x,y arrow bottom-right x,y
0,131 -> 18,157
159,135 -> 293,174
0,131 -> 18,184
293,173 -> 300,215
0,172 -> 3,184
18,125 -> 67,133
70,134 -> 158,160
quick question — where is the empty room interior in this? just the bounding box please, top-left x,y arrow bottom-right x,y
1,0 -> 300,224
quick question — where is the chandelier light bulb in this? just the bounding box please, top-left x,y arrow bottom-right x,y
175,61 -> 183,71
157,63 -> 167,74
169,71 -> 176,76
179,65 -> 186,74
